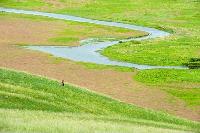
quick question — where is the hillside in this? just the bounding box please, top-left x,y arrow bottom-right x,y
0,0 -> 199,132
0,68 -> 200,132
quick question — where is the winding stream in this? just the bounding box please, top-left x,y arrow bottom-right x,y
0,7 -> 187,69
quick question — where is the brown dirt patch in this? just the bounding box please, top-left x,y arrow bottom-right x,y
0,16 -> 199,121
0,15 -> 142,46
0,18 -> 60,45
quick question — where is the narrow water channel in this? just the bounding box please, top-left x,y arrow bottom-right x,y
0,7 -> 187,69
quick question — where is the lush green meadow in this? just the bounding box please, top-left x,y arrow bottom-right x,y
0,68 -> 200,132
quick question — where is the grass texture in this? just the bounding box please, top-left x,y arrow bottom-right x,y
0,68 -> 200,132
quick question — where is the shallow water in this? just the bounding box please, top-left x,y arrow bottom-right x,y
0,7 -> 187,69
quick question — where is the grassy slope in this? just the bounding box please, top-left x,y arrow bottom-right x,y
0,0 -> 199,66
0,68 -> 200,132
135,69 -> 200,110
0,110 -> 194,133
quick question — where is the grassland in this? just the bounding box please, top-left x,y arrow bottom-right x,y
0,109 -> 195,133
0,0 -> 200,66
0,68 -> 200,133
0,1 -> 199,132
135,69 -> 200,110
102,39 -> 200,66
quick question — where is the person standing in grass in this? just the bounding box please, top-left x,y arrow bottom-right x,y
61,80 -> 65,86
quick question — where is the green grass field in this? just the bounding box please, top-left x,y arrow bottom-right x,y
135,69 -> 200,109
0,1 -> 199,132
0,68 -> 200,133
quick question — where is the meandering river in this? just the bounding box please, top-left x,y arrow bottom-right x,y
0,7 -> 187,69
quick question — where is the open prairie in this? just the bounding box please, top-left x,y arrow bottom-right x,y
0,0 -> 199,132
